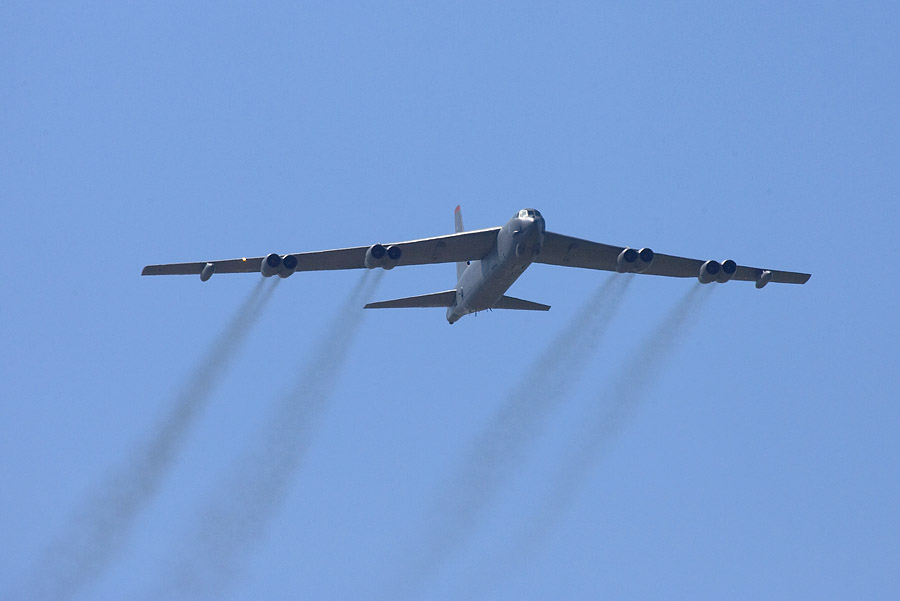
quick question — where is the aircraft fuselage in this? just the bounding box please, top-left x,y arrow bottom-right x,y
446,211 -> 545,324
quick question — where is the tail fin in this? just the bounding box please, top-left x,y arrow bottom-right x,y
455,205 -> 466,281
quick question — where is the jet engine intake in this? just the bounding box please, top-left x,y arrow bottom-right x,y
717,259 -> 737,283
261,253 -> 282,277
698,260 -> 721,284
383,245 -> 402,270
616,247 -> 638,273
635,247 -> 654,273
365,244 -> 386,269
615,247 -> 654,273
279,254 -> 298,278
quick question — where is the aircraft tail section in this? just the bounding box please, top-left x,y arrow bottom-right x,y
364,290 -> 457,309
455,205 -> 466,281
364,290 -> 549,312
492,295 -> 551,311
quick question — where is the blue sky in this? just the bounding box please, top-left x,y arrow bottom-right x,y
2,2 -> 898,600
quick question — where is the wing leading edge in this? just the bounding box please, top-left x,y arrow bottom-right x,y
142,227 -> 501,276
142,221 -> 810,287
536,232 -> 810,286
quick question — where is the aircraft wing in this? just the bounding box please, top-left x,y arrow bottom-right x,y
142,227 -> 501,276
536,231 -> 811,285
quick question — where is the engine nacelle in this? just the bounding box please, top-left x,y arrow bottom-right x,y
261,253 -> 282,277
717,259 -> 737,283
616,247 -> 638,273
635,247 -> 654,273
616,247 -> 654,273
278,254 -> 298,278
698,260 -> 720,284
383,245 -> 402,270
365,244 -> 386,269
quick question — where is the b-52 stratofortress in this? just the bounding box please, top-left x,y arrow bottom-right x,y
143,207 -> 810,324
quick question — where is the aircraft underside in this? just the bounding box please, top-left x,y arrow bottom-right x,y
142,207 -> 810,324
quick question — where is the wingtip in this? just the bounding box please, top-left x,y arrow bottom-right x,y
455,204 -> 461,213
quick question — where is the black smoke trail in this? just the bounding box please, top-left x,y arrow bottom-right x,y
463,284 -> 715,598
159,271 -> 382,601
389,274 -> 633,600
15,278 -> 279,601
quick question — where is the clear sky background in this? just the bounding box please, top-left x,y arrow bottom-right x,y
2,2 -> 898,600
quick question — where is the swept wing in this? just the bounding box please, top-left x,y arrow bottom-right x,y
536,232 -> 810,285
142,227 -> 501,276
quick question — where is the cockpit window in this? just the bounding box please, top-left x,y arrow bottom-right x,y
517,209 -> 543,219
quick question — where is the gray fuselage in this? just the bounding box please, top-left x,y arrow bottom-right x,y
446,210 -> 546,324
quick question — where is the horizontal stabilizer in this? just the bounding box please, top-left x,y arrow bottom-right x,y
364,290 -> 457,309
492,295 -> 550,311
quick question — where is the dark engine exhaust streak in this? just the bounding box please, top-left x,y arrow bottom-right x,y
388,274 -> 633,600
14,278 -> 279,601
156,271 -> 382,600
462,284 -> 715,598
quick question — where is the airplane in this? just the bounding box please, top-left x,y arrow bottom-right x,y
142,207 -> 810,324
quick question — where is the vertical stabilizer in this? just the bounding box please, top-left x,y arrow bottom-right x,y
454,205 -> 467,281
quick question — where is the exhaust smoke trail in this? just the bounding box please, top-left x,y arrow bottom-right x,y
463,284 -> 715,598
389,274 -> 633,600
14,278 -> 279,601
158,271 -> 382,601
